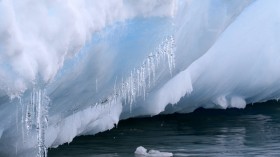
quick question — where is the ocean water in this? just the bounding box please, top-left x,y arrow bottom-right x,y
49,101 -> 280,157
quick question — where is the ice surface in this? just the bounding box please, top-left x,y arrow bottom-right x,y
1,0 -> 280,156
135,146 -> 173,157
135,146 -> 148,155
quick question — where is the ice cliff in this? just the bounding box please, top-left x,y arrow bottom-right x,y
0,0 -> 280,156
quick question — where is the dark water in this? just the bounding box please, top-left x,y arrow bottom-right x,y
49,101 -> 280,157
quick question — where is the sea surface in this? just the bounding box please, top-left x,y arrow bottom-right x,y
49,101 -> 280,157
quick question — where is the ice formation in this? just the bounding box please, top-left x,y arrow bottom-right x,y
135,146 -> 173,157
0,0 -> 280,156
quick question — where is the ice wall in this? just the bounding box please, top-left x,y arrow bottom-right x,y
1,0 -> 280,156
0,0 -> 176,97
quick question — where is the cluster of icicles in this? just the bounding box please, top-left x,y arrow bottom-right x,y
17,89 -> 49,157
97,35 -> 175,111
17,35 -> 175,157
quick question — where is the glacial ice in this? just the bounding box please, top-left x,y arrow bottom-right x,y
0,0 -> 280,156
135,146 -> 173,157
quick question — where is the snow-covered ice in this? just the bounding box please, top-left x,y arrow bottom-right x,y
0,0 -> 280,156
135,146 -> 173,157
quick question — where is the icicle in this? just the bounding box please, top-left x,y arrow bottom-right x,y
16,99 -> 19,133
147,57 -> 151,88
137,69 -> 140,96
113,77 -> 118,104
99,35 -> 176,110
20,97 -> 26,144
95,79 -> 98,93
35,89 -> 49,157
20,87 -> 49,157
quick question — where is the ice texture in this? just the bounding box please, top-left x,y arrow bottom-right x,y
0,0 -> 280,156
135,146 -> 173,157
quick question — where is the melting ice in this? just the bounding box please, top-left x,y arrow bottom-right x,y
0,0 -> 280,156
135,146 -> 173,157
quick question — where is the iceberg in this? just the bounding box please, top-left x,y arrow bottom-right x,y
0,0 -> 280,156
135,146 -> 173,157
